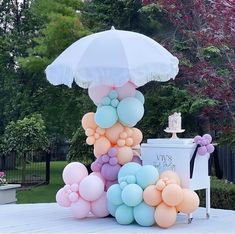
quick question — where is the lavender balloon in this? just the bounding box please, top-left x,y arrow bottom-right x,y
131,155 -> 142,165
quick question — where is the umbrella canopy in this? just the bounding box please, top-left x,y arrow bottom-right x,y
45,27 -> 179,88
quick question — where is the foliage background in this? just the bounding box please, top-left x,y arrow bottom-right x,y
0,0 -> 234,161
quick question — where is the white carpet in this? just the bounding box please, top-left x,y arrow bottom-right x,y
0,203 -> 235,233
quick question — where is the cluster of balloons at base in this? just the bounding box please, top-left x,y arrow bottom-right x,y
56,161 -> 200,229
107,163 -> 200,228
194,134 -> 215,155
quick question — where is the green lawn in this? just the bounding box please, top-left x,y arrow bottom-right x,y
17,161 -> 67,203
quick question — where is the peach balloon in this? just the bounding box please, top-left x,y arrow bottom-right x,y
160,171 -> 181,186
143,185 -> 162,206
162,184 -> 183,206
117,139 -> 126,147
117,146 -> 133,165
176,189 -> 200,213
82,112 -> 97,130
105,122 -> 124,144
155,203 -> 177,228
155,179 -> 166,191
132,128 -> 143,146
126,138 -> 134,146
85,128 -> 94,137
125,128 -> 133,137
94,136 -> 111,157
86,136 -> 95,145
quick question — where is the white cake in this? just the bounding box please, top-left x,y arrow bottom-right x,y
166,112 -> 182,131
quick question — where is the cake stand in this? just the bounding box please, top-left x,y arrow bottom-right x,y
164,128 -> 185,139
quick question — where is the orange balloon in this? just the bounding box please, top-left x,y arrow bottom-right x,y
85,128 -> 95,137
93,136 -> 111,157
117,139 -> 125,147
132,128 -> 143,146
82,112 -> 97,130
162,184 -> 183,206
126,138 -> 133,146
160,171 -> 181,186
155,203 -> 177,228
176,189 -> 200,214
143,185 -> 162,206
117,146 -> 133,165
105,122 -> 124,144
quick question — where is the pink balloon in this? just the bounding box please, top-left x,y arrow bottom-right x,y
68,192 -> 79,202
79,175 -> 104,201
116,82 -> 136,100
62,162 -> 88,185
90,172 -> 106,184
198,146 -> 207,155
71,198 -> 91,219
88,84 -> 112,105
206,144 -> 215,154
91,192 -> 109,217
56,188 -> 71,207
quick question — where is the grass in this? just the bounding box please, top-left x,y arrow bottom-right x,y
16,161 -> 67,204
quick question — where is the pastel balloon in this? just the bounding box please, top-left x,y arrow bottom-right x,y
107,184 -> 123,205
86,136 -> 96,145
56,188 -> 71,207
118,162 -> 141,183
101,163 -> 121,181
95,105 -> 118,128
121,184 -> 143,207
79,175 -> 104,202
90,172 -> 106,184
115,204 -> 134,225
88,84 -> 111,105
198,146 -> 207,155
160,170 -> 181,185
81,112 -> 97,130
206,144 -> 215,154
117,146 -> 133,165
68,192 -> 79,203
132,128 -> 143,146
62,162 -> 88,185
134,90 -> 145,104
116,82 -> 136,100
93,136 -> 111,157
71,198 -> 91,219
203,134 -> 212,143
134,202 -> 155,226
108,202 -> 119,217
105,180 -> 118,191
136,165 -> 159,189
176,189 -> 200,213
162,184 -> 183,206
155,203 -> 177,228
117,97 -> 144,127
143,185 -> 162,206
105,122 -> 124,144
91,192 -> 109,217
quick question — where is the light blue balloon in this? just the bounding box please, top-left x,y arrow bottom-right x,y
109,90 -> 118,99
115,204 -> 134,225
107,184 -> 123,205
108,202 -> 119,217
134,202 -> 155,226
95,105 -> 118,128
136,165 -> 159,189
118,162 -> 141,183
135,90 -> 145,104
101,96 -> 111,106
117,97 -> 144,127
121,184 -> 143,207
111,98 -> 119,107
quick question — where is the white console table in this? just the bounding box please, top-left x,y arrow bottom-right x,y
141,138 -> 210,222
0,184 -> 21,204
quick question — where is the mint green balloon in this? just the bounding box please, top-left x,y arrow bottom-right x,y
115,204 -> 134,225
118,162 -> 141,183
121,184 -> 143,207
135,90 -> 145,104
107,184 -> 123,206
117,97 -> 144,127
95,105 -> 118,128
136,165 -> 159,189
108,202 -> 119,217
134,202 -> 155,226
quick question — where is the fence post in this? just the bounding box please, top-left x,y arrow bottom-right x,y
45,152 -> 51,184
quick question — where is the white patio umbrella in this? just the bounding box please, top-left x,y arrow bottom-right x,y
45,26 -> 179,88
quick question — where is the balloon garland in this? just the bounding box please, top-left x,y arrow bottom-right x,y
55,81 -> 203,228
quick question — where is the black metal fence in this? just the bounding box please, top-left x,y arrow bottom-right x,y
0,151 -> 50,186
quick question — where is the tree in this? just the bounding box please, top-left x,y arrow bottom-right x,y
2,114 -> 49,183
